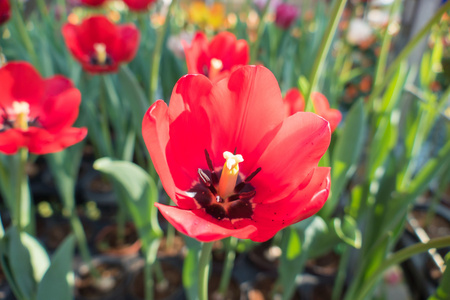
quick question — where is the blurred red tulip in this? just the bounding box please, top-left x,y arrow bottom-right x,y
183,31 -> 249,81
275,3 -> 299,29
62,16 -> 140,73
0,0 -> 11,26
0,62 -> 87,155
123,0 -> 156,11
142,65 -> 331,242
81,0 -> 108,6
283,88 -> 342,132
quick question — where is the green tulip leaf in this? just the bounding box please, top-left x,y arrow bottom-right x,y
333,216 -> 362,249
37,235 -> 76,300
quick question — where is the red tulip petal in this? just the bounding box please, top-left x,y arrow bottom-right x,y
26,127 -> 87,154
112,24 -> 140,63
312,92 -> 342,132
183,32 -> 209,75
0,129 -> 25,154
251,112 -> 330,203
155,203 -> 257,242
61,23 -> 91,65
0,62 -> 44,110
39,76 -> 81,133
206,65 -> 286,175
143,100 -> 198,209
283,88 -> 305,117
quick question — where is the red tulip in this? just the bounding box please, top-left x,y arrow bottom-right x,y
80,0 -> 108,6
62,16 -> 140,73
275,3 -> 299,29
123,0 -> 156,11
142,65 -> 331,242
0,0 -> 11,26
0,62 -> 87,155
183,31 -> 250,81
283,88 -> 342,132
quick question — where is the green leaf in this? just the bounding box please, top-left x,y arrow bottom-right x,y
286,228 -> 302,260
321,99 -> 366,218
333,216 -> 362,249
182,246 -> 200,300
9,227 -> 50,300
93,158 -> 162,238
36,235 -> 76,300
428,253 -> 450,300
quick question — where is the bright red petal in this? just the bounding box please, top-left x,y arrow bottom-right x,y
111,24 -> 140,63
283,88 -> 305,117
0,0 -> 11,25
155,203 -> 257,242
0,129 -> 25,154
123,0 -> 156,11
143,100 -> 198,209
0,62 -> 44,111
312,92 -> 342,132
209,32 -> 247,71
26,127 -> 87,154
39,76 -> 81,133
183,32 -> 209,75
251,112 -> 330,203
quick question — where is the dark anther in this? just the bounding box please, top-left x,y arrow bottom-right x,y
245,167 -> 261,183
89,56 -> 99,65
204,149 -> 218,184
234,182 -> 245,193
105,56 -> 113,66
233,147 -> 237,155
239,190 -> 256,200
198,168 -> 211,187
228,194 -> 240,202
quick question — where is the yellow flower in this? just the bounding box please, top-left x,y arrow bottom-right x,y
188,1 -> 225,30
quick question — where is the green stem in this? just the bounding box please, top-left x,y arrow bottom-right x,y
36,0 -> 49,19
98,79 -> 114,157
69,214 -> 100,278
250,0 -> 271,64
368,1 -> 450,105
13,148 -> 28,231
217,237 -> 238,296
144,239 -> 161,300
10,0 -> 39,68
199,242 -> 214,300
148,0 -> 178,104
332,245 -> 350,300
304,0 -> 348,111
355,236 -> 450,300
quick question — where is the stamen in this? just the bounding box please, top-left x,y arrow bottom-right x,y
245,167 -> 261,183
209,58 -> 223,79
12,101 -> 30,130
217,151 -> 244,199
94,43 -> 107,65
204,149 -> 218,184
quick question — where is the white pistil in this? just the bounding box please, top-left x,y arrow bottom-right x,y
94,43 -> 107,65
209,58 -> 223,79
217,151 -> 243,199
12,101 -> 30,130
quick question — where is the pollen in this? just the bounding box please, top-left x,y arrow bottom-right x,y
12,101 -> 30,130
94,43 -> 107,65
217,151 -> 243,199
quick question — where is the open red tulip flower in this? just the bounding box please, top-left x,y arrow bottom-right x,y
0,62 -> 87,155
123,0 -> 156,11
142,65 -> 331,242
81,0 -> 108,7
283,88 -> 342,132
183,31 -> 250,82
62,16 -> 140,73
0,0 -> 11,26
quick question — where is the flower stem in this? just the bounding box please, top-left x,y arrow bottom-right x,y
148,0 -> 178,104
217,237 -> 238,296
304,0 -> 348,111
13,147 -> 28,231
250,0 -> 271,64
367,1 -> 450,106
198,242 -> 214,300
354,236 -> 450,300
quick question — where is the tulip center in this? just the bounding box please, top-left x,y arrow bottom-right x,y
209,58 -> 223,79
190,149 -> 261,221
12,101 -> 30,130
91,43 -> 112,66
